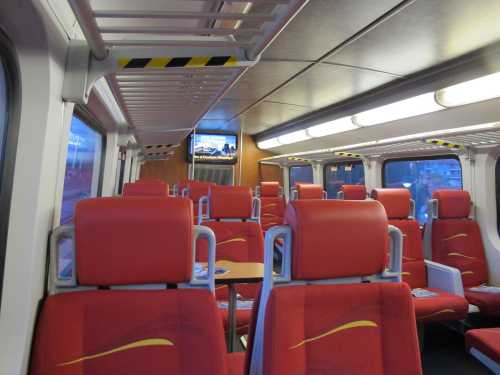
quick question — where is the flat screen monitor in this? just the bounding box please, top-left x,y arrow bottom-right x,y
187,132 -> 238,164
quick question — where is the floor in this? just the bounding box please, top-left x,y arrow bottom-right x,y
422,324 -> 492,374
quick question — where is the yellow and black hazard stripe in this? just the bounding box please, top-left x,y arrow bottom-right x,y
425,139 -> 463,150
117,56 -> 238,69
334,151 -> 361,158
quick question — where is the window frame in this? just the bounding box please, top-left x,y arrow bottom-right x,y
323,160 -> 364,198
288,164 -> 313,190
382,154 -> 463,224
0,31 -> 21,310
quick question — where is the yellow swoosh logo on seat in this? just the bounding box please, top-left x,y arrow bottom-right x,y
448,252 -> 476,259
263,204 -> 277,209
442,233 -> 467,241
57,338 -> 174,367
217,237 -> 247,246
462,271 -> 474,276
420,309 -> 455,320
262,213 -> 276,217
401,272 -> 411,276
403,256 -> 415,261
289,320 -> 378,350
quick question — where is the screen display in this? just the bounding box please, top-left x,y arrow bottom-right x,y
187,133 -> 238,164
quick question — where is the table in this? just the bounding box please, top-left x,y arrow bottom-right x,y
213,260 -> 264,352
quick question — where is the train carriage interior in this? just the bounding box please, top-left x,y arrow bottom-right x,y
4,0 -> 500,374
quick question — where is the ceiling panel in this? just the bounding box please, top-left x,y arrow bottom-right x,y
197,119 -> 240,133
265,63 -> 397,110
224,61 -> 309,100
262,0 -> 402,61
328,0 -> 500,75
136,128 -> 190,145
202,99 -> 255,120
240,101 -> 312,134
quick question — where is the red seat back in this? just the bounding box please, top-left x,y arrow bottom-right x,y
198,185 -> 263,263
341,184 -> 367,200
122,182 -> 169,197
186,181 -> 215,223
252,200 -> 421,375
372,188 -> 427,289
31,197 -> 228,375
295,183 -> 325,200
431,190 -> 488,287
259,182 -> 285,232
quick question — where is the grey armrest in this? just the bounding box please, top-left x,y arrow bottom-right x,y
425,260 -> 464,297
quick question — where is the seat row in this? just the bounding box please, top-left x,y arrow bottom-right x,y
123,178 -> 500,371
31,195 -> 425,374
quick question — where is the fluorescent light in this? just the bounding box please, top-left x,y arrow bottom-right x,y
307,117 -> 358,137
278,129 -> 311,145
93,78 -> 128,127
352,92 -> 444,126
257,137 -> 281,149
436,72 -> 500,107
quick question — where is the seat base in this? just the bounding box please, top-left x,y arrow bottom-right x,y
465,288 -> 500,316
413,288 -> 469,323
466,328 -> 500,373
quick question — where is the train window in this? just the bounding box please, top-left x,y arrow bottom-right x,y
60,115 -> 104,224
0,60 -> 7,172
324,161 -> 364,199
495,158 -> 500,236
383,155 -> 462,224
289,165 -> 313,189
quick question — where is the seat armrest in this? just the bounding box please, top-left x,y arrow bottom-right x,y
425,260 -> 464,297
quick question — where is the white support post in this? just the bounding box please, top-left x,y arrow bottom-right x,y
101,132 -> 119,196
123,148 -> 133,186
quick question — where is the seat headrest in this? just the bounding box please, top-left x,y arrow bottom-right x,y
285,200 -> 387,280
122,182 -> 169,197
295,183 -> 324,200
188,181 -> 215,202
341,185 -> 367,200
209,185 -> 253,219
432,189 -> 471,219
75,197 -> 193,285
260,181 -> 281,197
371,188 -> 411,219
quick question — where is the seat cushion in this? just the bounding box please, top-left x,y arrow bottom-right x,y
466,328 -> 500,363
465,288 -> 500,316
198,221 -> 264,263
31,289 -> 228,375
263,282 -> 422,375
432,219 -> 488,287
227,353 -> 246,375
413,288 -> 469,323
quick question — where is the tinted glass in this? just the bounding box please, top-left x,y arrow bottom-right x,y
324,162 -> 365,199
60,115 -> 103,224
289,165 -> 313,189
383,156 -> 462,224
495,158 -> 500,236
0,61 -> 6,177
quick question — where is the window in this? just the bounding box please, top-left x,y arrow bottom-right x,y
289,165 -> 313,189
60,115 -> 104,224
324,161 -> 365,199
0,33 -> 21,309
383,156 -> 462,224
495,158 -> 500,236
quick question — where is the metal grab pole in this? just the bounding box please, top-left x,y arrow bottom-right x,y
68,0 -> 108,60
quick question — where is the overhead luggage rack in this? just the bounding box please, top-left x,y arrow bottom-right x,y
65,0 -> 309,152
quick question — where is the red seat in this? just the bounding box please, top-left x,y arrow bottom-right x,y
30,197 -> 229,375
293,183 -> 325,200
186,181 -> 215,224
372,188 -> 468,323
258,181 -> 285,232
122,181 -> 169,197
249,199 -> 422,375
199,185 -> 264,334
430,189 -> 500,316
466,328 -> 500,373
340,184 -> 367,200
